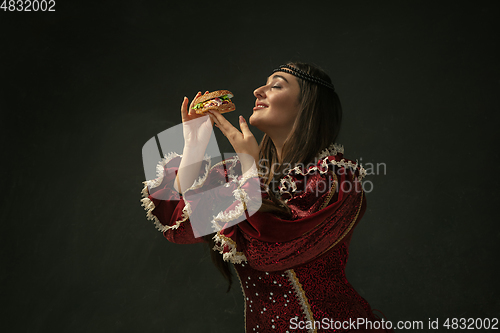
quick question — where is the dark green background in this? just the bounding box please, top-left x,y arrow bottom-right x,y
1,1 -> 499,332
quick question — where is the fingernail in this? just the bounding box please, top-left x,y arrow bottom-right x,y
239,115 -> 245,122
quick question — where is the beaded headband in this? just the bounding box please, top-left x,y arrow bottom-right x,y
272,64 -> 335,91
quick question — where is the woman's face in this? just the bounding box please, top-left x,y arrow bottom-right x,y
249,72 -> 301,136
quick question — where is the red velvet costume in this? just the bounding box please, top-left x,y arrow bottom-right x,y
141,144 -> 392,332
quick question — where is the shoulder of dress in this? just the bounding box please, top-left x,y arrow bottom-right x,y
317,142 -> 344,160
325,156 -> 367,181
284,143 -> 366,180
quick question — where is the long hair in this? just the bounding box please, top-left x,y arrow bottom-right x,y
208,61 -> 343,291
259,61 -> 342,214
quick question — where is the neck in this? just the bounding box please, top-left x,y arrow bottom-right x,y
259,124 -> 294,163
269,134 -> 287,163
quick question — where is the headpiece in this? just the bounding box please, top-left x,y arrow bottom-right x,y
272,64 -> 335,91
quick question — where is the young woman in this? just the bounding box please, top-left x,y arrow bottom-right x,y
141,62 -> 392,332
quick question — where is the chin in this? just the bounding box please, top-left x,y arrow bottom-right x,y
250,114 -> 273,133
249,114 -> 258,126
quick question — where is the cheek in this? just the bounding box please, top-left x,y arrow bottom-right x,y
270,96 -> 289,112
271,93 -> 299,115
272,97 -> 299,121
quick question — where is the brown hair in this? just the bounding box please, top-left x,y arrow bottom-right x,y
207,61 -> 343,291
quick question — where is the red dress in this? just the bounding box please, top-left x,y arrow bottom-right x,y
141,144 -> 392,332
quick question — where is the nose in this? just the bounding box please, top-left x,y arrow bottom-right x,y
253,85 -> 266,99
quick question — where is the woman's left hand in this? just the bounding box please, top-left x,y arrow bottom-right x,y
207,110 -> 259,175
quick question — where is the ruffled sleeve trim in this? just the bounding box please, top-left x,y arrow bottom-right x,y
209,158 -> 262,264
213,231 -> 248,264
140,152 -> 212,232
140,152 -> 181,232
142,153 -> 262,242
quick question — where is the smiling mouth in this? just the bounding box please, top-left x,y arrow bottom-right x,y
253,105 -> 268,110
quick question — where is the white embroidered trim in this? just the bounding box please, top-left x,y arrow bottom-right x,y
287,156 -> 364,178
280,156 -> 367,196
213,232 -> 248,264
184,158 -> 212,193
208,157 -> 261,263
317,142 -> 344,160
239,167 -> 259,188
210,187 -> 249,232
140,152 -> 212,232
144,152 -> 182,191
141,153 -> 254,263
186,156 -> 258,235
141,152 -> 181,232
286,269 -> 316,333
210,166 -> 262,234
226,157 -> 239,183
279,175 -> 297,195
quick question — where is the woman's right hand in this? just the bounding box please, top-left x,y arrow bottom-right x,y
181,91 -> 215,148
175,91 -> 214,194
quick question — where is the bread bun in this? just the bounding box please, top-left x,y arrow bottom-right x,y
191,90 -> 235,114
195,102 -> 235,115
